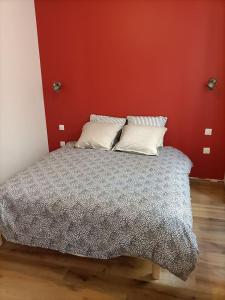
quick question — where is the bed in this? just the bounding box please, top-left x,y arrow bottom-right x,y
0,142 -> 198,280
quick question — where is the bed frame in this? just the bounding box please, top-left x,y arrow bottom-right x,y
0,232 -> 160,279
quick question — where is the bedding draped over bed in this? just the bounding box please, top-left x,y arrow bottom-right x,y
0,142 -> 198,280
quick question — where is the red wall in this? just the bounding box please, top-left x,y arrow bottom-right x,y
35,0 -> 225,180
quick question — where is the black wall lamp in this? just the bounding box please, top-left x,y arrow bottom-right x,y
52,81 -> 62,92
207,78 -> 217,90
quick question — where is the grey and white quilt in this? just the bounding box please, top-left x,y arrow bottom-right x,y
0,142 -> 198,280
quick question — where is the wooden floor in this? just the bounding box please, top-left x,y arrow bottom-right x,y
0,180 -> 225,300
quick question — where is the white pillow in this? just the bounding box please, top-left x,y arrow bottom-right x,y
127,116 -> 167,127
90,114 -> 126,126
127,116 -> 167,147
114,124 -> 167,155
75,122 -> 123,150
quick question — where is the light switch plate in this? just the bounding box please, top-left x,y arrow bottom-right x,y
203,147 -> 210,154
205,128 -> 212,135
59,124 -> 64,131
60,141 -> 66,147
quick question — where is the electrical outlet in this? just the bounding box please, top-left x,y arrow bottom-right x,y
203,147 -> 210,154
60,141 -> 66,147
205,128 -> 212,135
59,124 -> 64,131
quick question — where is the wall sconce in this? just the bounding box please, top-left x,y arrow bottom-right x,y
207,78 -> 217,90
52,81 -> 62,92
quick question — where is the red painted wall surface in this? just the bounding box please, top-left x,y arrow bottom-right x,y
35,0 -> 225,179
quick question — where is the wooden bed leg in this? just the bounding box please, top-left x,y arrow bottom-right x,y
152,263 -> 160,280
0,233 -> 3,246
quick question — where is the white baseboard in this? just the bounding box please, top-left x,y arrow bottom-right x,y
190,176 -> 224,183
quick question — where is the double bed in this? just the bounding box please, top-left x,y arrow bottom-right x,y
0,142 -> 198,280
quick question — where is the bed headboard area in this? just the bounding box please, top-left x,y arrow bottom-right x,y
35,0 -> 225,180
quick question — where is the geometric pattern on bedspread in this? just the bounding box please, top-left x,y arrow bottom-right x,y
0,142 -> 198,280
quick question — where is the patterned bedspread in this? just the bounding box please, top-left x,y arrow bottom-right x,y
0,142 -> 198,280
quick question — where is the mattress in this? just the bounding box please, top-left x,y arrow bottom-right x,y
0,142 -> 198,280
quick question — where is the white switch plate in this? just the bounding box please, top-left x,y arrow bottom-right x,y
60,141 -> 66,147
59,124 -> 64,131
205,128 -> 212,135
203,147 -> 210,154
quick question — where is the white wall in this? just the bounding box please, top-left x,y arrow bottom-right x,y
0,0 -> 49,183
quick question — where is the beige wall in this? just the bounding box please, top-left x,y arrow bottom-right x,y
0,0 -> 49,183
